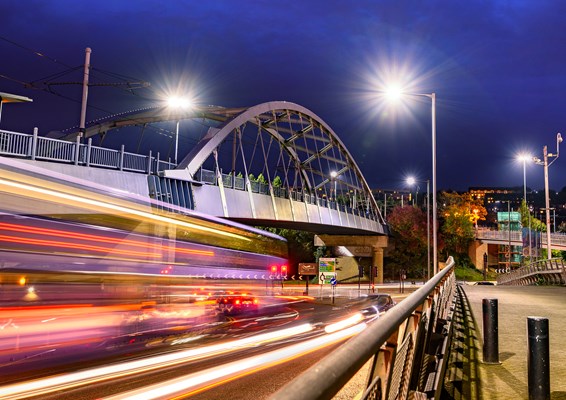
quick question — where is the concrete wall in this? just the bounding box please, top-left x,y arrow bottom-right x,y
468,240 -> 489,270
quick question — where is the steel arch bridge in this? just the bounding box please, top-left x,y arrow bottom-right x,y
74,101 -> 387,235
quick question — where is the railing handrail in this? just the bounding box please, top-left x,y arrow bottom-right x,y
270,257 -> 455,400
0,128 -> 381,224
498,258 -> 565,285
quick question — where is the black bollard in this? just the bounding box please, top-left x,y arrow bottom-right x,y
527,317 -> 550,400
482,298 -> 499,363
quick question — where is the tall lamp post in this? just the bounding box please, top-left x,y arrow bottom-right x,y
386,88 -> 437,275
517,153 -> 531,262
517,154 -> 531,205
533,133 -> 562,260
407,176 -> 431,280
167,96 -> 193,165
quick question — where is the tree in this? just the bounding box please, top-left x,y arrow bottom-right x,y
439,191 -> 486,256
272,176 -> 282,187
386,205 -> 429,279
519,200 -> 545,232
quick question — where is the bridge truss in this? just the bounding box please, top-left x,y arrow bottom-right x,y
73,101 -> 385,226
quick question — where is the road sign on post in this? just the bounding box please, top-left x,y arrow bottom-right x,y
319,258 -> 336,284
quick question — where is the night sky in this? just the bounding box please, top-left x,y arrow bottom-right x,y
1,1 -> 566,193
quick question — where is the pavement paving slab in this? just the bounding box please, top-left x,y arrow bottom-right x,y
462,285 -> 566,400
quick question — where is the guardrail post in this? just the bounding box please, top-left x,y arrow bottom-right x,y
74,135 -> 80,165
528,317 -> 550,400
147,150 -> 154,175
31,127 -> 38,160
119,144 -> 125,171
156,152 -> 161,173
86,138 -> 92,166
482,298 -> 499,363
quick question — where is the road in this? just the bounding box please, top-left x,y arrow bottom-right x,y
1,289 -> 407,400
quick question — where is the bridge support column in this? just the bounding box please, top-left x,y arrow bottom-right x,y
314,234 -> 388,283
372,247 -> 384,284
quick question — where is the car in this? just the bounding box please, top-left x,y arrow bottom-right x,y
363,294 -> 397,311
474,281 -> 496,286
215,293 -> 259,315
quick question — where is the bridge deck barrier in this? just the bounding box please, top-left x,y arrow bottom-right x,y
497,258 -> 566,286
270,257 -> 456,400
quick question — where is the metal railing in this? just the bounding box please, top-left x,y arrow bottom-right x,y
0,128 -> 378,222
497,258 -> 566,286
475,227 -> 566,248
270,257 -> 456,400
196,168 -> 377,222
0,128 -> 176,175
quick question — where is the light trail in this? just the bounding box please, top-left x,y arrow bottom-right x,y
0,323 -> 314,400
103,323 -> 367,400
0,222 -> 215,256
0,177 -> 250,241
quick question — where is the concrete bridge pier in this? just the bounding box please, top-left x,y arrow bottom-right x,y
314,234 -> 388,284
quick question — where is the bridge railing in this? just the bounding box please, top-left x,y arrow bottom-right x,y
0,128 -> 176,175
476,227 -> 566,248
0,128 -> 378,222
271,257 -> 456,400
195,167 -> 378,221
497,258 -> 566,286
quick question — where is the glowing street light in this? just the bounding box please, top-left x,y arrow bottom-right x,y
406,176 -> 431,280
167,96 -> 193,164
517,153 -> 531,205
330,171 -> 338,201
533,133 -> 562,260
385,87 -> 437,276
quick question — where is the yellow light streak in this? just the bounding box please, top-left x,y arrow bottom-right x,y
0,178 -> 249,242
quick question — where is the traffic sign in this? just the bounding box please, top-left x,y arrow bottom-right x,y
319,272 -> 336,285
330,277 -> 337,286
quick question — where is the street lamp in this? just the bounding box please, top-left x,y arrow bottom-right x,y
167,96 -> 193,164
386,88 -> 437,275
406,176 -> 431,280
330,171 -> 338,202
533,133 -> 562,260
517,153 -> 531,205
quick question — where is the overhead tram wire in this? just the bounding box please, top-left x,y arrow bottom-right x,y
0,34 -> 75,69
0,35 -> 166,140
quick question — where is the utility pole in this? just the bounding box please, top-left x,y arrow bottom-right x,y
79,47 -> 91,140
39,48 -> 150,141
533,133 -> 562,260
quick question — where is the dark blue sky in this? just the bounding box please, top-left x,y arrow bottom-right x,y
1,1 -> 565,192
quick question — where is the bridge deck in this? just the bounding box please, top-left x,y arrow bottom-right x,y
447,285 -> 566,399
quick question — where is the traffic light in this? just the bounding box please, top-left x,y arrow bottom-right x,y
281,265 -> 288,277
271,265 -> 278,274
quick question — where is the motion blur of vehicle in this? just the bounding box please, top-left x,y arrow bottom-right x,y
359,294 -> 397,320
215,292 -> 259,315
0,156 -> 290,380
0,156 -> 288,278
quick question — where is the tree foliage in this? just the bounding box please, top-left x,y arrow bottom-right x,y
439,191 -> 486,256
386,205 -> 429,278
519,200 -> 546,231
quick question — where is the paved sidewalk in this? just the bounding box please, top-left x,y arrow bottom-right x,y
462,285 -> 566,400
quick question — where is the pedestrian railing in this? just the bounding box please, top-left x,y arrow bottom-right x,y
270,257 -> 456,400
0,127 -> 380,222
497,258 -> 566,286
0,128 -> 176,174
475,227 -> 566,248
